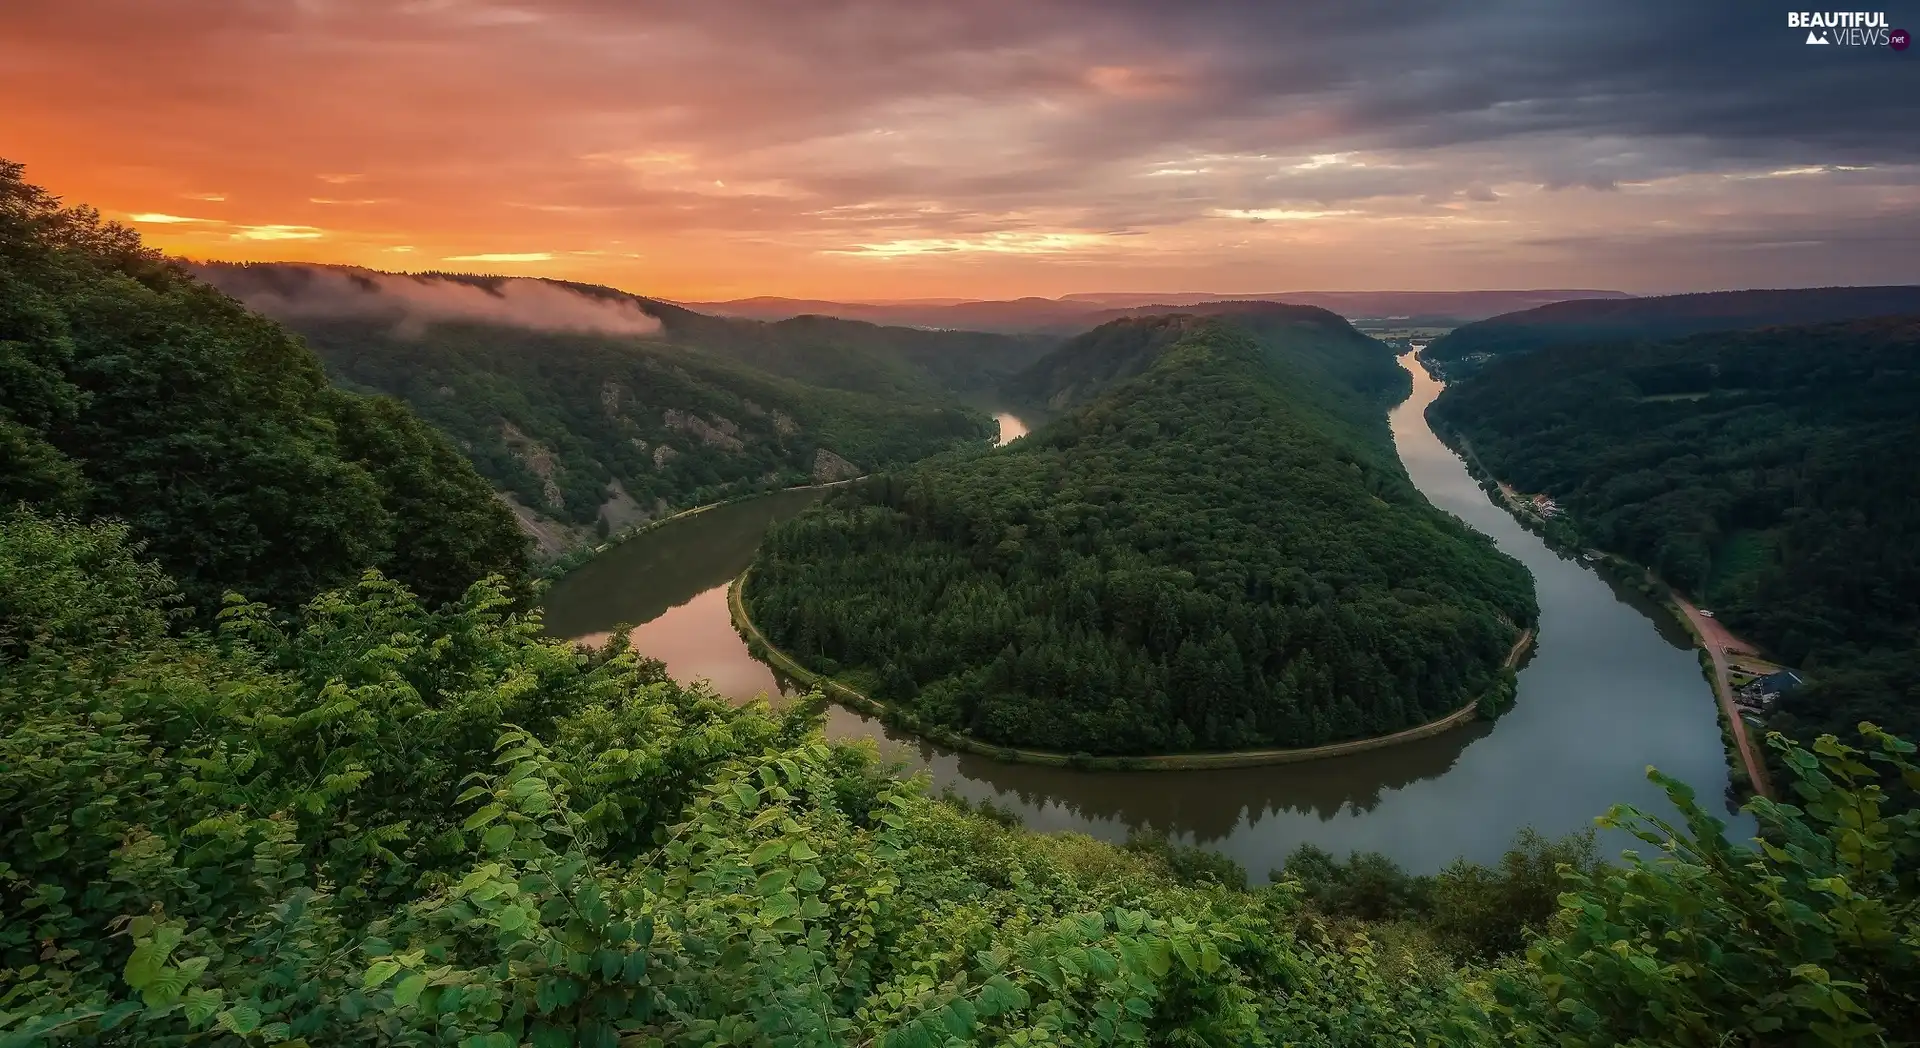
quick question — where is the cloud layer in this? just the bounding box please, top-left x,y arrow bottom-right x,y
196,264 -> 663,338
4,0 -> 1916,297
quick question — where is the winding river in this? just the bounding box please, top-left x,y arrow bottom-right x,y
540,362 -> 1751,876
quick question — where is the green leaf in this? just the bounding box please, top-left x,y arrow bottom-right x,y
123,945 -> 165,989
749,840 -> 786,866
182,989 -> 225,1027
622,950 -> 649,984
788,841 -> 820,861
462,804 -> 504,831
1171,938 -> 1199,975
362,960 -> 403,990
394,973 -> 429,1008
218,1004 -> 262,1036
757,869 -> 794,896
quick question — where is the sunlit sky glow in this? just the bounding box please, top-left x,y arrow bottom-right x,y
3,0 -> 1915,300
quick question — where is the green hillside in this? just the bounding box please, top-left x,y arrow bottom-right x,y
1423,286 -> 1920,374
298,317 -> 991,545
193,263 -> 1038,557
1427,317 -> 1920,751
1004,302 -> 1410,415
748,316 -> 1536,756
0,160 -> 526,613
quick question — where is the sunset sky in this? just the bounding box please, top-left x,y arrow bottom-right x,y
3,0 -> 1916,301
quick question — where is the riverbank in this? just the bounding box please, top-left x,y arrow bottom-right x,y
541,477 -> 864,585
1670,594 -> 1776,800
729,566 -> 1533,771
1424,412 -> 1776,801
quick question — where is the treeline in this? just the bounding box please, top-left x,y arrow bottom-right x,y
1428,317 -> 1920,747
1423,285 -> 1920,370
4,509 -> 1915,1044
748,317 -> 1536,756
0,159 -> 526,613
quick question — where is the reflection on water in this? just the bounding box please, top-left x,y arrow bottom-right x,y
542,387 -> 1748,877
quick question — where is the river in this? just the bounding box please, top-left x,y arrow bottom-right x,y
540,357 -> 1750,876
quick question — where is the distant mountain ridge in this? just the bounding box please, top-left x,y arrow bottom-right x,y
195,263 -> 1056,399
193,262 -> 1044,559
1425,285 -> 1920,366
682,289 -> 1633,333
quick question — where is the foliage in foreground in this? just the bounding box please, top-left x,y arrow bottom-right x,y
0,158 -> 529,615
3,511 -> 1917,1045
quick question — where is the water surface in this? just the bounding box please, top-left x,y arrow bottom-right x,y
543,370 -> 1749,876
994,412 -> 1029,443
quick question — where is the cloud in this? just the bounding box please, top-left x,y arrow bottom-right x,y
9,0 -> 1917,296
234,224 -> 326,240
195,262 -> 665,337
443,251 -> 555,262
130,212 -> 215,224
1211,209 -> 1358,222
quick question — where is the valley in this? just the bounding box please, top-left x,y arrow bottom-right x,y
10,0 -> 1920,1033
538,353 -> 1752,876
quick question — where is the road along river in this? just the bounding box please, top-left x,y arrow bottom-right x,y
540,356 -> 1751,877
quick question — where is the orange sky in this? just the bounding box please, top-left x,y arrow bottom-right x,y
4,0 -> 1916,301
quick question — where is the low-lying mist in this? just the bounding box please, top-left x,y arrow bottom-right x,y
192,262 -> 664,338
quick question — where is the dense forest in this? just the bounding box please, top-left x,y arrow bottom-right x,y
0,160 -> 526,613
7,157 -> 1918,1045
748,316 -> 1537,756
1428,317 -> 1920,748
195,263 -> 1037,557
1424,286 -> 1920,371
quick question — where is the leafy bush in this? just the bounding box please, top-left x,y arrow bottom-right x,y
3,509 -> 1917,1045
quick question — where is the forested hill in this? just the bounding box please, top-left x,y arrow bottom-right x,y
1002,302 -> 1405,415
195,262 -> 1021,557
0,159 -> 527,614
1423,286 -> 1920,370
748,316 -> 1536,756
198,262 -> 1056,400
1427,316 -> 1920,749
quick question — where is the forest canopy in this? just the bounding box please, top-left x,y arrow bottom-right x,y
0,159 -> 527,613
747,315 -> 1536,756
1427,316 -> 1920,750
1423,286 -> 1920,370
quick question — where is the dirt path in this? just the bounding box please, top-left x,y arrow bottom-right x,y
1672,594 -> 1774,800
